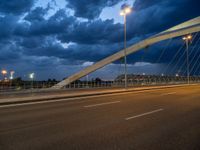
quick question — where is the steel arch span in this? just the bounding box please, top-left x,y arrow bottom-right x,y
53,16 -> 200,89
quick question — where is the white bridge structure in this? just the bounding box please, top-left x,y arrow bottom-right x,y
53,16 -> 200,89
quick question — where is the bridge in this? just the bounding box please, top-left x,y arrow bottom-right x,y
53,16 -> 200,89
1,16 -> 200,150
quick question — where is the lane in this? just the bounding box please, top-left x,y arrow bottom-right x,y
0,85 -> 199,132
0,85 -> 199,130
0,85 -> 200,150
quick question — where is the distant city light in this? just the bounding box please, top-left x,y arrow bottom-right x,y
10,71 -> 15,80
1,69 -> 7,75
29,73 -> 35,79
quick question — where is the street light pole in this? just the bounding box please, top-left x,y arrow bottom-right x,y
1,69 -> 7,89
186,39 -> 189,84
183,35 -> 192,85
29,73 -> 35,89
123,14 -> 127,89
120,6 -> 131,89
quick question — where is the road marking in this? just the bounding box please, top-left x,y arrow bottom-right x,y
125,108 -> 164,120
84,101 -> 120,108
160,92 -> 176,96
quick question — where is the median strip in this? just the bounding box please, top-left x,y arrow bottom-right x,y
125,108 -> 164,120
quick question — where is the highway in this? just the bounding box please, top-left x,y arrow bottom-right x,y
0,85 -> 200,150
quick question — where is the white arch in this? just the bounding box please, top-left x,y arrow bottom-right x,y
53,16 -> 200,89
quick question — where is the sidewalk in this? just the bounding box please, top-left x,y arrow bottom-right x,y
0,84 -> 197,105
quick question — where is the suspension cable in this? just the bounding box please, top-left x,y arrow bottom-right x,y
170,32 -> 200,75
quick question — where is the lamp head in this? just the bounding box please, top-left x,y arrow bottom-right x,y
120,6 -> 132,16
1,70 -> 7,75
29,73 -> 35,79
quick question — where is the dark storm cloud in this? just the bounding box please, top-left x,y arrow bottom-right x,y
20,36 -> 46,49
24,7 -> 46,22
22,8 -> 123,44
0,0 -> 35,15
0,0 -> 200,79
58,19 -> 123,44
0,41 -> 22,64
27,9 -> 76,36
65,43 -> 123,62
66,0 -> 123,19
129,0 -> 200,36
18,0 -> 200,48
22,40 -> 66,58
0,15 -> 18,41
134,0 -> 165,11
21,36 -> 123,63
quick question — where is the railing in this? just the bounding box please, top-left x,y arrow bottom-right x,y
65,76 -> 200,89
0,76 -> 200,95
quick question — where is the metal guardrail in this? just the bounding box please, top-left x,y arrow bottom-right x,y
1,76 -> 200,95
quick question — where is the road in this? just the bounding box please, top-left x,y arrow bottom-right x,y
0,85 -> 200,150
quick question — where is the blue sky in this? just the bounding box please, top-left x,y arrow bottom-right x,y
0,0 -> 199,80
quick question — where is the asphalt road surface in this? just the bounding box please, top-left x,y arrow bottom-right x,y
1,85 -> 200,150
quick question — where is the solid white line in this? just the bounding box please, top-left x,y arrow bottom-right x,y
160,92 -> 176,96
125,108 -> 164,120
84,101 -> 120,108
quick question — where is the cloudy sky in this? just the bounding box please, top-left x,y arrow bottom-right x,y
0,0 -> 199,80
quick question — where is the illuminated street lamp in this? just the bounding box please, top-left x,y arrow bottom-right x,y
120,5 -> 132,88
10,71 -> 15,80
29,73 -> 34,79
182,35 -> 192,41
1,69 -> 7,80
182,35 -> 192,84
1,70 -> 7,75
29,73 -> 35,89
9,71 -> 15,88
